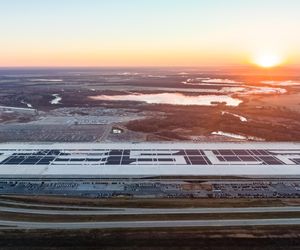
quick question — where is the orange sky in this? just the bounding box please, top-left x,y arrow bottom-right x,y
1,0 -> 299,67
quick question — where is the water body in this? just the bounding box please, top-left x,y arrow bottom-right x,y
212,131 -> 264,141
182,78 -> 288,95
29,79 -> 63,82
90,93 -> 242,107
21,100 -> 33,108
221,111 -> 247,122
261,80 -> 300,86
50,94 -> 62,105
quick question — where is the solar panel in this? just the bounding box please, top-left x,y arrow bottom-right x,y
109,150 -> 123,155
292,159 -> 300,164
70,159 -> 86,162
157,158 -> 173,162
185,150 -> 201,155
218,150 -> 234,155
55,158 -> 70,162
85,158 -> 102,162
0,148 -> 299,166
204,157 -> 212,164
173,150 -> 186,155
22,156 -> 41,165
223,156 -> 240,161
4,157 -> 24,164
184,156 -> 191,165
137,158 -> 153,162
232,150 -> 250,155
257,156 -> 283,165
239,156 -> 257,161
187,155 -> 210,164
217,156 -> 225,161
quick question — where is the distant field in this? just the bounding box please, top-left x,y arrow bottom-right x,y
1,226 -> 300,249
3,195 -> 300,208
0,68 -> 300,142
1,210 -> 300,223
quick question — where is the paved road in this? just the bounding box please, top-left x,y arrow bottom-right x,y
0,200 -> 118,210
0,204 -> 300,215
97,124 -> 111,142
1,218 -> 300,229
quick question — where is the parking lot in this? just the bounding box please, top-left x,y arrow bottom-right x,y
1,180 -> 299,199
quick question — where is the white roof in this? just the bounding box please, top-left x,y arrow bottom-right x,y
0,142 -> 299,178
0,141 -> 300,150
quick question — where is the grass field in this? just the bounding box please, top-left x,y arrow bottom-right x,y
2,195 -> 300,208
1,211 -> 300,223
1,226 -> 300,249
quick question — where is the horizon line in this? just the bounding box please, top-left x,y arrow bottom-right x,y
0,64 -> 300,69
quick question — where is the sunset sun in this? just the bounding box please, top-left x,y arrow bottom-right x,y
254,54 -> 282,68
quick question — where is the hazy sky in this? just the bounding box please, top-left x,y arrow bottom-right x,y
1,0 -> 299,67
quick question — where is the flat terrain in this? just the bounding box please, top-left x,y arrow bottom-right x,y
0,195 -> 299,249
1,227 -> 300,250
3,195 -> 300,208
0,195 -> 300,233
0,67 -> 300,248
1,142 -> 300,179
0,67 -> 300,142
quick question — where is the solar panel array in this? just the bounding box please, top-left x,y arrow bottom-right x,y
212,149 -> 285,165
0,148 -> 299,166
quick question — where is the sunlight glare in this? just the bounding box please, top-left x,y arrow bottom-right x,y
254,54 -> 282,68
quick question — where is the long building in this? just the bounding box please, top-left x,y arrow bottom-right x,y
0,142 -> 299,178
